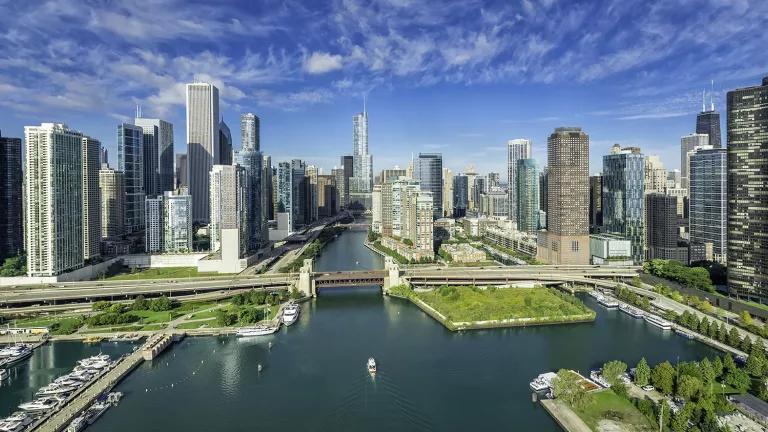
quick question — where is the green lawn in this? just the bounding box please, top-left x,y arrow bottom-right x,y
448,261 -> 497,267
573,390 -> 655,432
176,322 -> 211,330
104,267 -> 220,280
416,286 -> 594,322
128,309 -> 182,324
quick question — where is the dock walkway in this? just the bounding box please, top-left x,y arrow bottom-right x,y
540,399 -> 591,432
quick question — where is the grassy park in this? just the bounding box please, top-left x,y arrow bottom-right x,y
414,285 -> 595,323
572,390 -> 656,432
104,266 -> 220,280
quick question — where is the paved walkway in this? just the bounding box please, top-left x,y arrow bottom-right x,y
540,399 -> 591,432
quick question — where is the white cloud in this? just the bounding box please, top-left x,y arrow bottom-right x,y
304,52 -> 344,74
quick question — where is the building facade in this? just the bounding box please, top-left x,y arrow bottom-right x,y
145,196 -> 164,253
646,193 -> 687,263
507,138 -> 532,224
81,136 -> 102,261
99,167 -> 125,238
209,164 -> 247,256
175,153 -> 188,190
589,174 -> 602,233
602,145 -> 645,264
118,123 -> 145,233
0,131 -> 23,260
164,192 -> 193,253
727,77 -> 768,301
537,127 -> 590,265
134,117 -> 174,196
697,97 -> 721,149
452,175 -> 468,218
414,153 -> 443,219
689,148 -> 727,264
516,159 -> 539,233
442,167 -> 453,218
186,82 -> 220,222
349,109 -> 373,209
680,133 -> 709,190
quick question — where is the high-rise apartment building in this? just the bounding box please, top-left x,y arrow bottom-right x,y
341,155 -> 353,208
99,167 -> 125,238
442,168 -> 453,218
145,196 -> 164,253
602,144 -> 645,264
371,184 -> 382,234
118,123 -> 145,233
689,147 -> 727,263
306,165 -> 319,222
589,174 -> 603,233
539,168 -> 548,226
25,123 -> 86,276
349,107 -> 373,209
317,175 -> 338,217
646,193 -> 687,263
507,139 -> 532,224
164,191 -> 193,253
186,82 -> 220,222
727,76 -> 768,301
452,174 -> 469,218
0,130 -> 23,260
516,159 -> 539,233
210,165 -> 247,256
263,155 -> 274,221
240,113 -> 260,151
680,133 -> 709,190
414,153 -> 443,219
537,127 -> 590,265
175,153 -> 188,190
479,188 -> 509,219
473,176 -> 486,213
134,117 -> 174,196
81,136 -> 101,261
644,155 -> 667,194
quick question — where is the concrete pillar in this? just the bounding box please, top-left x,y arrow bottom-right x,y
298,258 -> 314,297
382,256 -> 402,294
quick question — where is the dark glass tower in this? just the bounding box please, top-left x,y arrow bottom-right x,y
727,76 -> 768,302
0,130 -> 23,261
696,110 -> 721,149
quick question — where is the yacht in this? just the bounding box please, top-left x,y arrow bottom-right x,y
85,401 -> 110,424
529,372 -> 557,392
2,413 -> 31,428
282,304 -> 300,326
367,358 -> 377,374
236,324 -> 279,337
644,314 -> 672,331
618,303 -> 644,318
36,383 -> 77,396
0,345 -> 33,368
19,397 -> 59,412
0,420 -> 25,432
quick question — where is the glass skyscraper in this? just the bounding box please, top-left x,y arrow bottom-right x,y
602,145 -> 645,264
414,153 -> 443,219
452,175 -> 468,218
516,159 -> 539,233
689,147 -> 726,263
118,123 -> 145,234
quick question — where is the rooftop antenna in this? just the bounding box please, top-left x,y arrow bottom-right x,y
701,90 -> 706,113
710,80 -> 715,111
136,104 -> 142,118
363,94 -> 367,116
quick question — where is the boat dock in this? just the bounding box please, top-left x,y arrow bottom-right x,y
29,333 -> 181,432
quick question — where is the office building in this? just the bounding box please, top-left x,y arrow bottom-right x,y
516,159 -> 539,233
239,148 -> 264,252
317,174 -> 338,217
134,117 -> 174,196
646,193 -> 687,263
145,196 -> 164,253
507,138 -> 532,223
479,188 -> 509,219
175,153 -> 188,189
99,167 -> 125,238
680,133 -> 709,190
240,113 -> 260,151
487,172 -> 500,188
380,167 -> 407,185
186,82 -> 220,222
209,164 -> 247,256
727,76 -> 768,301
697,91 -> 721,149
331,168 -> 345,214
644,155 -> 667,194
99,146 -> 108,166
219,118 -> 232,166
0,131 -> 23,260
414,153 -> 443,218
452,174 -> 469,218
263,155 -> 274,221
473,176 -> 486,213
689,147 -> 727,263
590,233 -> 633,266
442,168 -> 453,218
118,123 -> 145,233
292,160 -> 308,227
537,127 -> 590,265
602,144 -> 645,264
82,136 -> 102,261
341,155 -> 353,208
25,123 -> 85,276
589,174 -> 602,232
539,168 -> 548,224
306,165 -> 319,222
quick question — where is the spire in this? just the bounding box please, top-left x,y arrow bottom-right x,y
136,104 -> 142,118
363,94 -> 367,116
710,80 -> 715,111
701,90 -> 706,113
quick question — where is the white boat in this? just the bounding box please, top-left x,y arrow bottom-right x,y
19,397 -> 59,412
236,324 -> 279,337
590,370 -> 611,388
618,303 -> 644,318
282,305 -> 300,326
66,415 -> 86,432
0,420 -> 26,432
367,357 -> 377,374
597,296 -> 619,308
0,346 -> 33,368
3,413 -> 32,427
529,372 -> 557,392
644,314 -> 672,330
85,401 -> 110,424
36,383 -> 77,396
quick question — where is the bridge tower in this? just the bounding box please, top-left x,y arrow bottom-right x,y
382,256 -> 402,294
297,259 -> 316,297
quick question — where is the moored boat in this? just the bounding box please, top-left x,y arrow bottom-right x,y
644,314 -> 672,330
0,369 -> 8,381
236,324 -> 280,337
597,295 -> 619,308
618,303 -> 644,318
282,304 -> 300,326
367,357 -> 377,374
85,402 -> 110,425
529,372 -> 557,392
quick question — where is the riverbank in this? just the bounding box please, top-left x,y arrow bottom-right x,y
388,285 -> 596,331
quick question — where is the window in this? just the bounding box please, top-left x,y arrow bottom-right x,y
571,240 -> 580,252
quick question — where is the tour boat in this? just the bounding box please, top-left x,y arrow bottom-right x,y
282,304 -> 300,326
597,295 -> 619,308
236,324 -> 280,337
644,314 -> 672,331
66,415 -> 86,432
85,401 -> 110,424
618,303 -> 644,318
19,397 -> 60,412
367,357 -> 377,374
0,345 -> 33,368
529,372 -> 557,392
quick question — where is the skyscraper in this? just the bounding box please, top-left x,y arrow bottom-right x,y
209,164 -> 247,256
537,127 -> 590,265
145,196 -> 164,253
164,191 -> 193,253
82,136 -> 102,261
0,130 -> 22,261
349,106 -> 373,209
727,76 -> 768,301
516,159 -> 539,233
175,153 -> 188,190
452,174 -> 469,218
341,155 -> 353,208
263,155 -> 274,221
276,161 -> 292,225
414,153 -> 443,219
644,155 -> 667,194
219,118 -> 232,166
442,167 -> 453,218
589,174 -> 603,233
689,147 -> 727,263
697,89 -> 721,149
118,123 -> 145,233
680,133 -> 709,190
507,139 -> 532,224
291,159 -> 307,227
99,167 -> 125,238
134,117 -> 174,196
602,144 -> 645,264
240,113 -> 260,152
646,193 -> 687,263
186,82 -> 220,222
25,123 -> 85,276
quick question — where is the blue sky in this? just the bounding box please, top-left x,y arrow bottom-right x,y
0,0 -> 766,177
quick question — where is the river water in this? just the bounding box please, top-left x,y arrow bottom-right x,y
2,229 -> 722,431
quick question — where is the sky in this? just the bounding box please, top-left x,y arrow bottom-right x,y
0,0 -> 767,178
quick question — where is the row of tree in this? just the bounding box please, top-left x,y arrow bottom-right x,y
643,259 -> 715,292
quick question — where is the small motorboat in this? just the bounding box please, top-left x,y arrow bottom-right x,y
367,357 -> 376,374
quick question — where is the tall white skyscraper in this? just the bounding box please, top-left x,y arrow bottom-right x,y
25,123 -> 87,276
164,191 -> 193,253
134,117 -> 174,196
210,164 -> 247,256
350,104 -> 373,208
145,196 -> 164,253
507,139 -> 532,225
186,82 -> 220,222
680,133 -> 709,190
240,113 -> 260,151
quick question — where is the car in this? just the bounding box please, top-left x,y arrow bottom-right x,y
642,385 -> 655,392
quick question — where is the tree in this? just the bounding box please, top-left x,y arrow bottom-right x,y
132,295 -> 149,311
723,354 -> 737,373
742,336 -> 753,354
698,301 -> 713,314
635,357 -> 651,387
712,356 -> 724,378
552,369 -> 589,408
699,318 -> 710,335
700,358 -> 716,387
745,354 -> 765,377
728,327 -> 742,347
149,296 -> 174,311
92,301 -> 111,311
741,310 -> 753,326
723,367 -> 751,393
651,361 -> 676,395
602,360 -> 627,387
717,323 -> 728,342
677,375 -> 702,400
215,310 -> 236,327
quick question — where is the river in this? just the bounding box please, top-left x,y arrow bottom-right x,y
3,228 -> 722,431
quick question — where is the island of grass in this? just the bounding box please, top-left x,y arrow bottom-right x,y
389,284 -> 595,330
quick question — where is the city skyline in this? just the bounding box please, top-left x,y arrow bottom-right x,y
0,1 -> 767,175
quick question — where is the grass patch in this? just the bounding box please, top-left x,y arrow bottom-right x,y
416,286 -> 594,323
572,390 -> 655,432
447,261 -> 496,267
13,315 -> 84,335
176,322 -> 210,330
104,267 -> 219,280
128,309 -> 182,324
